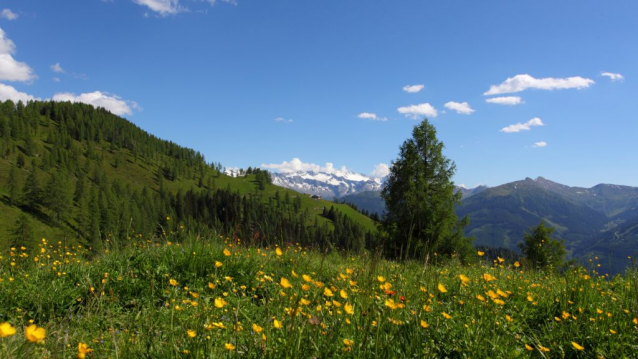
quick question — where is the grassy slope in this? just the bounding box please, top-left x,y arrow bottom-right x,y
0,234 -> 636,358
0,129 -> 376,247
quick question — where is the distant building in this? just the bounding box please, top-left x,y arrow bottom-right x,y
311,194 -> 322,200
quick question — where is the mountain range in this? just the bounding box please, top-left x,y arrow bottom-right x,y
298,174 -> 638,274
269,170 -> 382,199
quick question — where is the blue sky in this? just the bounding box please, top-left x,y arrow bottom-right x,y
1,0 -> 637,187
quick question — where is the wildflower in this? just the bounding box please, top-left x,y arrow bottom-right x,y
539,345 -> 550,352
302,274 -> 312,282
609,329 -> 616,334
302,284 -> 311,291
25,324 -> 46,343
343,338 -> 354,347
527,295 -> 534,302
324,288 -> 334,297
634,318 -> 638,325
344,302 -> 354,315
514,261 -> 521,268
275,248 -> 283,256
482,273 -> 496,281
252,324 -> 263,333
0,322 -> 16,337
562,311 -> 571,320
225,343 -> 236,351
208,282 -> 216,289
273,319 -> 283,329
77,342 -> 93,359
571,341 -> 585,351
223,248 -> 231,256
442,312 -> 452,319
280,277 -> 293,289
478,251 -> 485,256
505,315 -> 512,322
214,298 -> 228,308
493,299 -> 505,306
459,274 -> 470,285
420,320 -> 429,328
476,294 -> 485,301
437,283 -> 447,293
169,279 -> 178,286
377,276 -> 385,283
497,257 -> 505,263
525,344 -> 533,351
215,261 -> 223,268
340,290 -> 348,299
187,330 -> 197,338
300,298 -> 311,306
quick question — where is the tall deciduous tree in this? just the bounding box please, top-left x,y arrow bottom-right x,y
381,119 -> 472,262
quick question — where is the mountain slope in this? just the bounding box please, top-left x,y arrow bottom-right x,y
456,178 -> 609,253
0,100 -> 378,252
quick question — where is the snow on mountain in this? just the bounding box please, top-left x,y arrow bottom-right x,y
269,170 -> 383,198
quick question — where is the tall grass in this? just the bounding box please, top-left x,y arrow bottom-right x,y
1,234 -> 637,358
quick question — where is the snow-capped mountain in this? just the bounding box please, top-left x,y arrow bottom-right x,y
270,170 -> 383,198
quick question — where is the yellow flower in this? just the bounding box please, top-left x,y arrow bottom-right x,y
25,324 -> 46,343
527,295 -> 534,302
343,339 -> 354,346
525,344 -> 533,351
77,342 -> 93,359
539,345 -> 550,352
514,261 -> 521,268
214,298 -> 228,308
302,284 -> 311,291
437,283 -> 447,293
458,274 -> 470,285
275,247 -> 283,256
273,319 -> 283,329
377,276 -> 385,283
208,282 -> 216,289
482,273 -> 496,281
476,294 -> 485,301
187,330 -> 197,338
571,341 -> 585,351
420,320 -> 429,328
252,324 -> 263,333
169,279 -> 178,286
0,322 -> 16,337
344,302 -> 354,315
302,274 -> 312,282
442,312 -> 452,319
225,343 -> 236,351
634,318 -> 638,325
215,261 -> 223,268
324,288 -> 334,297
493,299 -> 505,306
280,277 -> 293,289
497,257 -> 505,263
340,290 -> 348,299
609,329 -> 616,334
223,248 -> 231,256
300,298 -> 311,306
477,251 -> 485,256
562,311 -> 571,320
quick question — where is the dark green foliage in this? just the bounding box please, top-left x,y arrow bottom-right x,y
382,119 -> 472,262
7,165 -> 18,205
519,221 -> 566,270
11,214 -> 33,248
0,99 -> 378,254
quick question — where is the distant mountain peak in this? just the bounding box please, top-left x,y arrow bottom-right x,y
269,170 -> 383,198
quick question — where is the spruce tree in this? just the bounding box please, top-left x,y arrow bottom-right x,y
11,214 -> 33,248
381,119 -> 472,262
22,161 -> 42,211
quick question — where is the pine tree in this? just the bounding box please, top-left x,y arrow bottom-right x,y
45,172 -> 73,223
22,161 -> 42,211
519,221 -> 566,271
381,119 -> 471,262
7,166 -> 18,205
11,214 -> 33,248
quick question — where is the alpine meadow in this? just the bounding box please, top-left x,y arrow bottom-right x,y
1,1 -> 638,358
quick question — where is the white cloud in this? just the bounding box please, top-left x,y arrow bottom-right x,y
132,0 -> 183,16
51,62 -> 65,73
484,74 -> 594,95
274,117 -> 293,123
371,163 -> 390,179
357,112 -> 387,121
444,101 -> 475,115
52,77 -> 60,82
261,158 -> 348,174
397,103 -> 437,119
500,117 -> 544,133
1,9 -> 18,20
0,28 -> 36,82
402,84 -> 424,93
52,91 -> 138,116
485,96 -> 524,106
532,141 -> 547,148
601,72 -> 624,82
0,83 -> 39,103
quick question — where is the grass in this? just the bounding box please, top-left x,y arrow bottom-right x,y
1,232 -> 637,358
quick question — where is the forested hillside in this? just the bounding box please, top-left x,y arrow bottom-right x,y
0,100 -> 379,253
